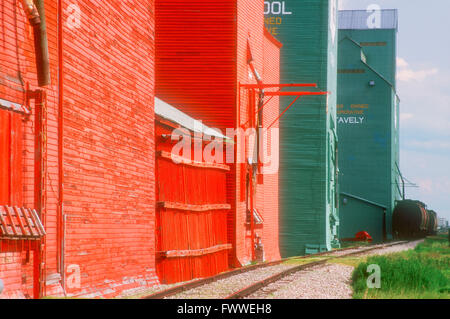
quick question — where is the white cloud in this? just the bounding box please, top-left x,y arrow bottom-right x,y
417,179 -> 433,194
398,71 -> 450,137
398,68 -> 439,82
397,57 -> 409,68
400,113 -> 414,122
398,65 -> 450,220
397,57 -> 439,82
400,149 -> 450,220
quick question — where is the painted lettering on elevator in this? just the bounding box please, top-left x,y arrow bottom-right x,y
264,1 -> 292,15
264,1 -> 292,36
338,104 -> 369,125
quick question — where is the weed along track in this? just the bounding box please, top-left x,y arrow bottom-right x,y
226,242 -> 409,299
144,242 -> 409,299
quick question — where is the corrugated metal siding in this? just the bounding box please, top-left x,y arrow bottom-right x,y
265,0 -> 339,257
338,9 -> 398,30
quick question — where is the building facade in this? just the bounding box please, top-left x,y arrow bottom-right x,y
265,0 -> 340,256
337,9 -> 401,242
1,0 -> 156,298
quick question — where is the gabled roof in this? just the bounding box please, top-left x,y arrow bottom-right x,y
338,9 -> 398,30
155,97 -> 229,140
339,36 -> 396,93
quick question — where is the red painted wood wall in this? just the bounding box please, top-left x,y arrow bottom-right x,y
260,29 -> 281,261
0,0 -> 53,299
236,0 -> 265,265
155,0 -> 237,131
1,0 -> 157,299
60,0 -> 156,299
155,0 -> 281,267
155,118 -> 231,284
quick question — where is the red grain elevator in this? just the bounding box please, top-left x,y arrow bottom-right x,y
155,0 -> 282,269
1,0 -> 157,299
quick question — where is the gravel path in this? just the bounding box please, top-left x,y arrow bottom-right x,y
119,281 -> 189,299
166,264 -> 297,299
150,241 -> 423,299
165,246 -> 365,299
245,240 -> 424,299
358,240 -> 424,257
246,263 -> 354,299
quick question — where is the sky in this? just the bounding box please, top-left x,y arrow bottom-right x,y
339,0 -> 450,222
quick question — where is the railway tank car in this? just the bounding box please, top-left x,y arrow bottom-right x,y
392,200 -> 430,239
426,210 -> 438,236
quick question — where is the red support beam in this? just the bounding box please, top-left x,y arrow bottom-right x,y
157,244 -> 232,259
265,91 -> 330,96
267,96 -> 301,130
240,83 -> 318,89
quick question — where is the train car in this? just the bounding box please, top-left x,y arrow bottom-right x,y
392,200 -> 429,239
426,210 -> 438,236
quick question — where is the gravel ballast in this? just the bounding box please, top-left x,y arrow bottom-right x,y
166,264 -> 297,299
246,263 -> 354,299
246,240 -> 424,299
154,241 -> 424,299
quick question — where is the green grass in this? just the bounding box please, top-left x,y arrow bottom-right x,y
351,236 -> 450,299
340,241 -> 373,249
328,256 -> 367,268
283,256 -> 329,266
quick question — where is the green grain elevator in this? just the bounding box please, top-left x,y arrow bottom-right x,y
265,0 -> 340,256
337,9 -> 402,242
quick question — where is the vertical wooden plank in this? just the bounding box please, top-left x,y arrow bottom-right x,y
10,113 -> 23,206
0,110 -> 10,205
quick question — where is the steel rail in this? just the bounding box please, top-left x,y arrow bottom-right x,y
225,241 -> 409,299
143,244 -> 384,299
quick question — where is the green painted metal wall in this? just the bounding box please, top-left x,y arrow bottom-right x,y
265,0 -> 339,257
339,194 -> 386,243
339,29 -> 397,87
337,24 -> 401,241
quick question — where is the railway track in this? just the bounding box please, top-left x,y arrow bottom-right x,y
144,241 -> 408,299
227,241 -> 409,299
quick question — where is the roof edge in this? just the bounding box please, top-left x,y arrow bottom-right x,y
155,97 -> 231,140
264,28 -> 283,49
339,36 -> 397,92
341,192 -> 388,210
